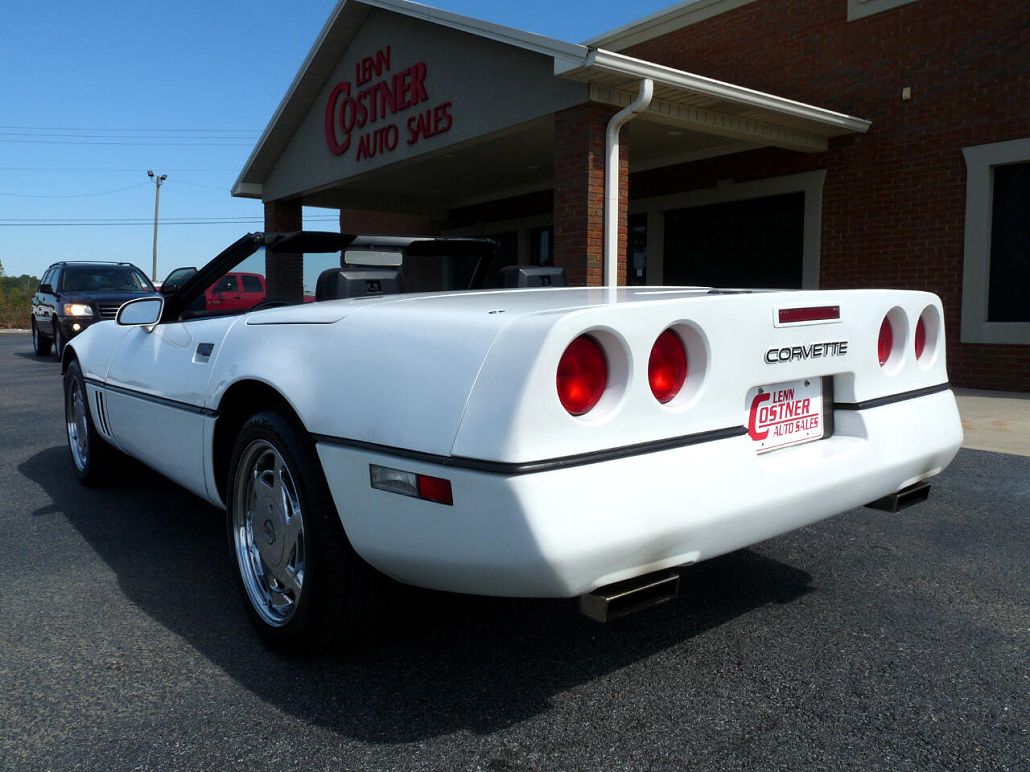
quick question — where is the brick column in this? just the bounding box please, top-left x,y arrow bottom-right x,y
553,103 -> 630,286
263,199 -> 303,301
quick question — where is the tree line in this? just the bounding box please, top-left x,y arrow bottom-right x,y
0,260 -> 39,329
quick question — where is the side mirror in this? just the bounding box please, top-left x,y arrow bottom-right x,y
116,297 -> 164,329
39,283 -> 54,294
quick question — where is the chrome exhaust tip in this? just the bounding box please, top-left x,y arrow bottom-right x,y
579,571 -> 680,623
865,481 -> 931,513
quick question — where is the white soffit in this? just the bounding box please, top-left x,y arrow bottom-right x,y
558,50 -> 870,154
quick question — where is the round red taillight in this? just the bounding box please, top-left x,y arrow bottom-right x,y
914,317 -> 927,359
878,316 -> 893,367
648,329 -> 688,404
557,335 -> 607,416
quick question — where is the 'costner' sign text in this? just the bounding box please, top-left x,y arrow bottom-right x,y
324,46 -> 453,161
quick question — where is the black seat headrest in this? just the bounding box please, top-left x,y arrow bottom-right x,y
496,265 -> 566,288
315,267 -> 405,301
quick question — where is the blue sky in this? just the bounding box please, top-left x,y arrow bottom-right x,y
0,0 -> 677,279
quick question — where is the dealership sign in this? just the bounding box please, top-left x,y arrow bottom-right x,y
324,46 -> 453,161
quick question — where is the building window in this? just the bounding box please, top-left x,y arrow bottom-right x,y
961,138 -> 1030,344
631,170 -> 826,289
847,0 -> 923,22
627,213 -> 648,286
484,231 -> 519,266
528,226 -> 554,266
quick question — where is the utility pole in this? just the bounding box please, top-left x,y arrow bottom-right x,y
147,170 -> 167,281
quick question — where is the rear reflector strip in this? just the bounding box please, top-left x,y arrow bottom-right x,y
369,464 -> 453,505
777,306 -> 841,324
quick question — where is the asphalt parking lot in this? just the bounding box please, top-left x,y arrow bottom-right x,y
0,332 -> 1027,771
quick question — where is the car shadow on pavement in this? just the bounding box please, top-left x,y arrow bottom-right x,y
12,351 -> 61,363
20,445 -> 814,742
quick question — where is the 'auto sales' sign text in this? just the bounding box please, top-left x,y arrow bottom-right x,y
324,46 -> 453,161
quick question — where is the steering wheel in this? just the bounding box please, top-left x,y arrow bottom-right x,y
248,299 -> 294,312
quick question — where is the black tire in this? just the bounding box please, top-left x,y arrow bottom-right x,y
64,359 -> 117,486
226,410 -> 390,654
31,318 -> 52,357
52,323 -> 64,360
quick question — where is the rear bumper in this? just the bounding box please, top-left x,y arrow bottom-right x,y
317,389 -> 962,598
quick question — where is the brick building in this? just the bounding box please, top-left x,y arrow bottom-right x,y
235,0 -> 1029,390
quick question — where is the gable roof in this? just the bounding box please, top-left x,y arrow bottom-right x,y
232,0 -> 589,197
234,0 -> 868,200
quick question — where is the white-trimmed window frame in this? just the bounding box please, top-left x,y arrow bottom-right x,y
961,138 -> 1030,345
630,169 -> 826,288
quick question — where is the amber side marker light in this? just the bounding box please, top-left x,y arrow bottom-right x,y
778,305 -> 840,324
370,464 -> 453,506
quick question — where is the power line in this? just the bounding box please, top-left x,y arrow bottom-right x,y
0,125 -> 260,133
0,131 -> 257,138
166,179 -> 231,192
0,139 -> 253,146
0,217 -> 339,227
0,166 -> 239,172
0,215 -> 339,222
0,183 -> 149,199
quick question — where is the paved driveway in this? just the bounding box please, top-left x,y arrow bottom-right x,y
0,332 -> 1026,770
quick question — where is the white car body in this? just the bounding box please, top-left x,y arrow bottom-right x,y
66,282 -> 963,599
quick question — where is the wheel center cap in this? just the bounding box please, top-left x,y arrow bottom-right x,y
255,504 -> 286,568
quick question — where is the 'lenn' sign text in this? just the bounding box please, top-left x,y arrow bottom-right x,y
324,46 -> 453,161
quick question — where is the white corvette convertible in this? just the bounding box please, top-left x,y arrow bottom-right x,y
62,231 -> 963,652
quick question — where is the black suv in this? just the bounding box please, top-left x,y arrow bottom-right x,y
31,261 -> 156,357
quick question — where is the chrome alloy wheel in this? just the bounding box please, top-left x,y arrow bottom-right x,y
66,377 -> 90,472
232,440 -> 306,627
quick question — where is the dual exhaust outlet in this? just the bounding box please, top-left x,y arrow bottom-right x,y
579,482 -> 932,623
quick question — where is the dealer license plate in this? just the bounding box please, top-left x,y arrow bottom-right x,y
746,378 -> 825,453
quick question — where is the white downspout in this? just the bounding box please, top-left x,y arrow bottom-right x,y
604,78 -> 653,289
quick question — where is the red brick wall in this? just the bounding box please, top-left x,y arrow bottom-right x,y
263,200 -> 303,301
263,200 -> 302,232
623,0 -> 1030,391
553,103 -> 629,286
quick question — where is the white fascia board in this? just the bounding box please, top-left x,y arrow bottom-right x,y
233,0 -> 357,197
232,182 -> 264,199
559,49 -> 872,135
587,0 -> 758,51
362,0 -> 588,61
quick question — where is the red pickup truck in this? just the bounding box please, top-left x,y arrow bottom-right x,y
205,272 -> 267,313
160,268 -> 317,312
